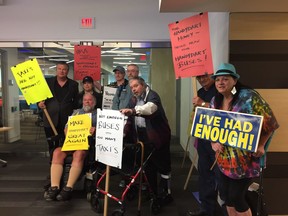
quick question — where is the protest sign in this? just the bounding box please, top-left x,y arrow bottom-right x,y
168,12 -> 213,78
62,113 -> 92,151
74,45 -> 101,81
10,58 -> 53,104
95,109 -> 124,169
191,107 -> 263,152
102,86 -> 117,110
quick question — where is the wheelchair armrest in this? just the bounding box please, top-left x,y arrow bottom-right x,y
47,134 -> 65,142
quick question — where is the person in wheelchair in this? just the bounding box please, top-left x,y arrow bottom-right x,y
45,93 -> 97,201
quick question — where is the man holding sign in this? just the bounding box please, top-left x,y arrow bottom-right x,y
45,93 -> 97,201
208,63 -> 279,216
38,62 -> 79,159
187,74 -> 220,216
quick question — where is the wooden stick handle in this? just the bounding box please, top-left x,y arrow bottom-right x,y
210,152 -> 220,171
103,165 -> 110,216
43,108 -> 58,136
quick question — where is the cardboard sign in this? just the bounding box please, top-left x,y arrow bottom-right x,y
168,12 -> 213,78
74,45 -> 101,81
11,58 -> 53,104
62,113 -> 92,151
102,86 -> 117,110
191,107 -> 263,152
95,109 -> 124,168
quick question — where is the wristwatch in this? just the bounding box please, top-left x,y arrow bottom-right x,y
201,102 -> 206,107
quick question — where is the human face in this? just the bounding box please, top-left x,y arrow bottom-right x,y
114,71 -> 125,82
126,65 -> 139,80
82,94 -> 96,112
56,64 -> 69,79
83,82 -> 93,92
130,79 -> 145,97
214,75 -> 237,96
196,74 -> 214,90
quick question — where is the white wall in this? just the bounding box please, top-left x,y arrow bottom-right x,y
0,0 -> 192,42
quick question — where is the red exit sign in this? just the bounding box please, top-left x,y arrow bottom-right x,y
80,17 -> 95,29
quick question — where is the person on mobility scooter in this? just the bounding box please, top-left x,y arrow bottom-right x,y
44,93 -> 97,201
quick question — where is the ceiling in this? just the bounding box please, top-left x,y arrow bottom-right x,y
159,0 -> 288,12
14,43 -> 153,83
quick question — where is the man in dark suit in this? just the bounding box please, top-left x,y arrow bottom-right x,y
38,62 -> 79,158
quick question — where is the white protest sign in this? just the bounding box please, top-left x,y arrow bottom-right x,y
95,109 -> 124,168
102,86 -> 117,110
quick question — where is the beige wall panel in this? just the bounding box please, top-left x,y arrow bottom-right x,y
150,48 -> 176,136
230,13 -> 288,40
256,89 -> 287,152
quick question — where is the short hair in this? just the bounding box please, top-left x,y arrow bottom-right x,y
83,93 -> 97,107
56,61 -> 69,71
129,76 -> 146,87
127,63 -> 139,72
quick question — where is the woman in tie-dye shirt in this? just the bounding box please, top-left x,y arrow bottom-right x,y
209,63 -> 279,216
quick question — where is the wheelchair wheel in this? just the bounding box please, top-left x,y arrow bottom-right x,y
90,192 -> 104,213
150,199 -> 161,215
111,209 -> 124,216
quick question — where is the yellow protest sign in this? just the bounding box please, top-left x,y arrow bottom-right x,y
10,58 -> 53,105
62,113 -> 92,151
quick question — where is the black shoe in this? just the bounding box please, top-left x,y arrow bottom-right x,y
44,186 -> 60,201
56,186 -> 73,201
186,209 -> 208,216
160,194 -> 174,206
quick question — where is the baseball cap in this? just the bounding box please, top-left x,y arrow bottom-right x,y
113,66 -> 125,74
82,76 -> 94,83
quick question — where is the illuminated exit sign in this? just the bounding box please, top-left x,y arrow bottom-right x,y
80,17 -> 95,29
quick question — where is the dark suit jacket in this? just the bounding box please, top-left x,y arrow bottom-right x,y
43,77 -> 79,128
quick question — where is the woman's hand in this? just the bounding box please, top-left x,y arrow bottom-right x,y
253,145 -> 265,158
211,142 -> 224,153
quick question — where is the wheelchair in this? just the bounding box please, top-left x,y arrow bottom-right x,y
43,135 -> 98,200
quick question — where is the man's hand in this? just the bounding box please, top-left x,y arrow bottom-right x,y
120,108 -> 133,116
192,96 -> 205,107
90,127 -> 96,135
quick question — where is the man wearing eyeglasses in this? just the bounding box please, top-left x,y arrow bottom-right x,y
187,73 -> 225,216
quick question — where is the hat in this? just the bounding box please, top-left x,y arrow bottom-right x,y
82,76 -> 94,83
113,66 -> 125,74
211,63 -> 240,80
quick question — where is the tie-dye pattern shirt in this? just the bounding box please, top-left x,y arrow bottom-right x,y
210,88 -> 279,179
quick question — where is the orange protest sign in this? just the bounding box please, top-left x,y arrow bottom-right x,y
168,12 -> 213,79
74,45 -> 101,81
